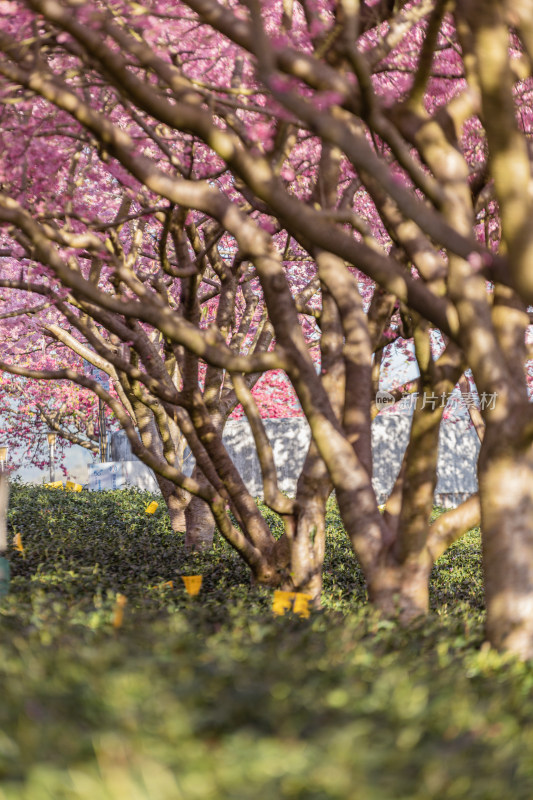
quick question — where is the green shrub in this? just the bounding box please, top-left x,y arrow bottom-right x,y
0,484 -> 532,800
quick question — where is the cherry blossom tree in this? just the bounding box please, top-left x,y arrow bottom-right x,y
0,372 -> 101,469
0,213 -> 306,545
3,0 -> 533,655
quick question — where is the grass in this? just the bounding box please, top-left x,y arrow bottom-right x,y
0,484 -> 532,799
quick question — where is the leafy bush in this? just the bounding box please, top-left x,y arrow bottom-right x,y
1,484 -> 532,800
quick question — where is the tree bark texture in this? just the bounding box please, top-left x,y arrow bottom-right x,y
478,423 -> 533,658
184,473 -> 216,552
286,441 -> 332,605
156,474 -> 189,533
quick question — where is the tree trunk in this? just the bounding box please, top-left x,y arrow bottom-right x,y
0,471 -> 8,554
286,497 -> 327,605
366,548 -> 433,622
279,276 -> 344,606
283,442 -> 332,605
156,475 -> 189,533
478,425 -> 533,658
185,495 -> 215,552
366,492 -> 482,624
184,467 -> 216,552
0,472 -> 10,598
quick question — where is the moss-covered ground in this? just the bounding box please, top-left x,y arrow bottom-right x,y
1,484 -> 532,799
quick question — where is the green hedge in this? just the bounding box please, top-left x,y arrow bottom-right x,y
0,484 -> 531,800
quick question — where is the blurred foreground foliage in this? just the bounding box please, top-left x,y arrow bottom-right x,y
1,483 -> 532,799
